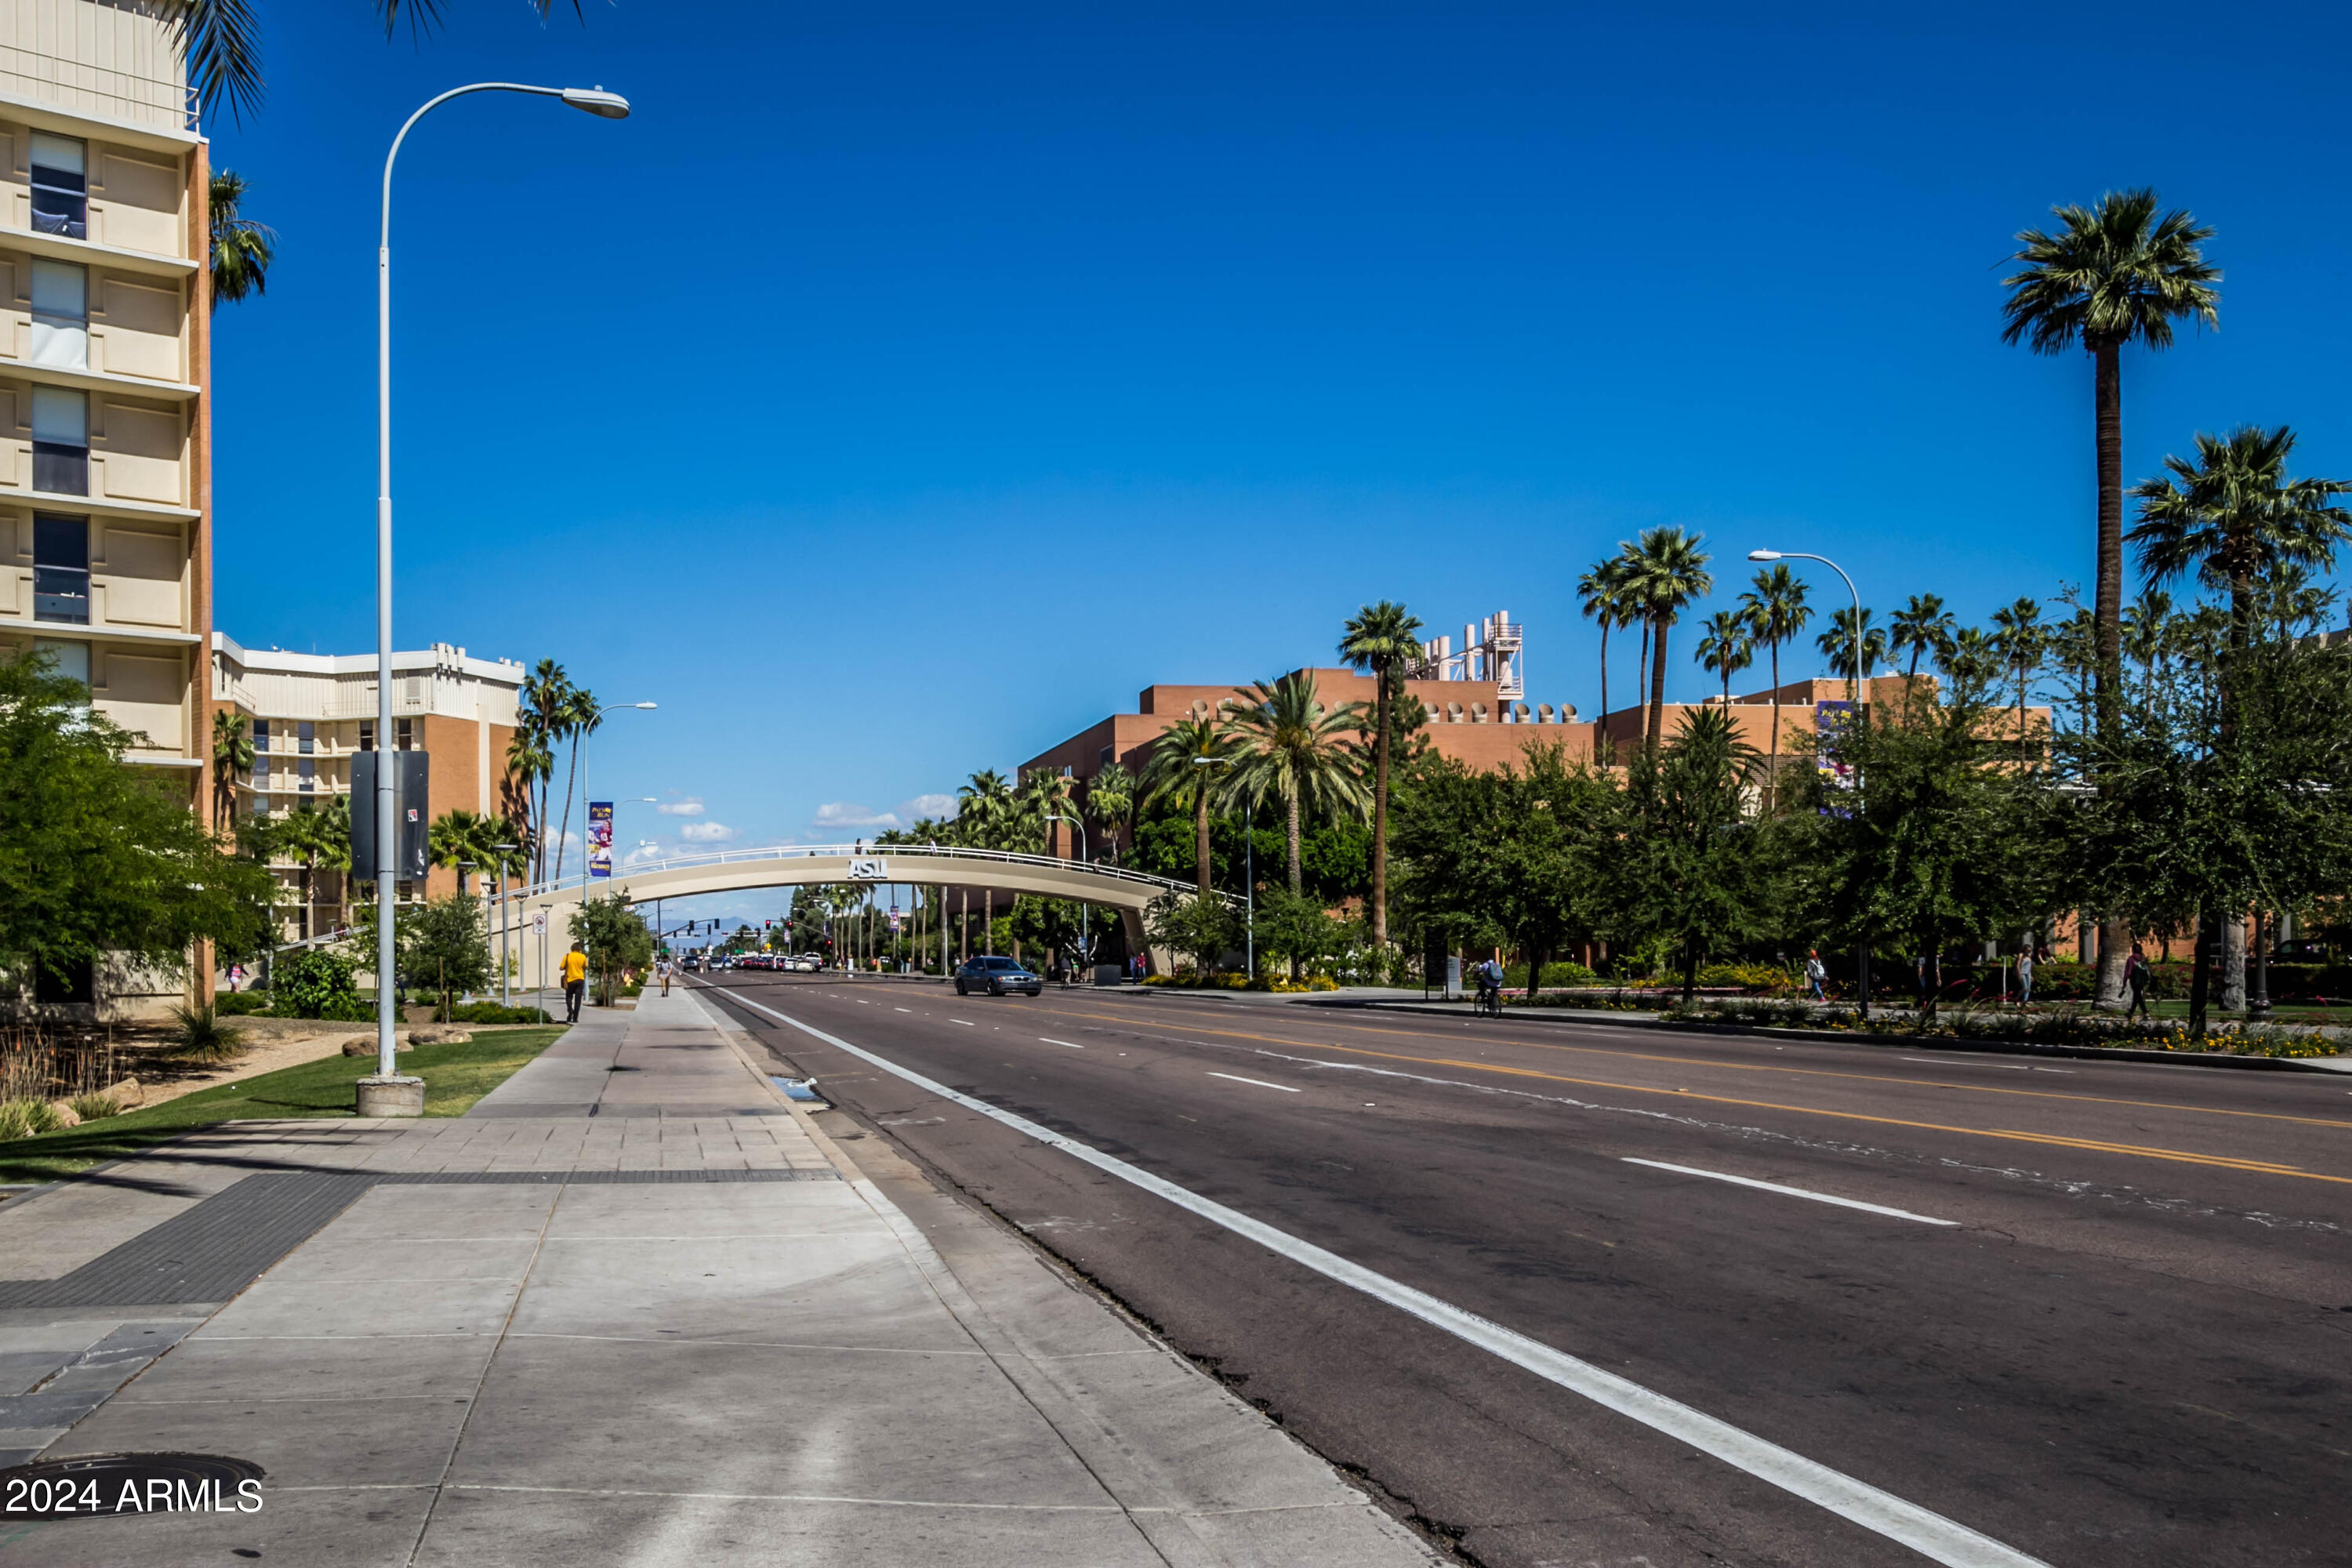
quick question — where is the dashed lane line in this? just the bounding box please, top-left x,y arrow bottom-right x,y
1622,1158 -> 1958,1226
1207,1072 -> 1301,1094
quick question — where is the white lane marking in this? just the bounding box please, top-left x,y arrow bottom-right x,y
1900,1057 -> 2074,1076
1039,1038 -> 1084,1050
895,1007 -> 913,1014
1621,1159 -> 1958,1228
1208,1072 -> 1300,1094
949,1018 -> 975,1028
714,990 -> 2046,1568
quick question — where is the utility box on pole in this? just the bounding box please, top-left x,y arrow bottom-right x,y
350,751 -> 430,880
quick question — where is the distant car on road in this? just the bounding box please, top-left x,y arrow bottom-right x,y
793,955 -> 822,973
954,956 -> 1042,997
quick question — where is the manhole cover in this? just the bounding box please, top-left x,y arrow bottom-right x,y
0,1452 -> 265,1523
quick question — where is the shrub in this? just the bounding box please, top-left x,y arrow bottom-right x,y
273,949 -> 372,1022
438,1001 -> 553,1025
67,1092 -> 120,1121
0,1098 -> 64,1140
1694,961 -> 1795,994
212,991 -> 272,1016
1501,960 -> 1603,989
166,1003 -> 249,1064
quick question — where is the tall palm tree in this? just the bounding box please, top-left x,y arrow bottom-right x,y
1624,527 -> 1713,750
2001,189 -> 2220,721
429,808 -> 502,895
1737,564 -> 1812,810
954,770 -> 1016,851
1577,557 -> 1638,763
1693,609 -> 1753,707
176,1 -> 593,124
2258,562 -> 2338,643
1139,717 -> 1241,894
208,170 -> 274,307
1337,600 -> 1423,946
551,687 -> 600,884
1814,607 -> 1886,697
273,800 -> 350,940
1223,673 -> 1370,897
210,708 -> 253,830
2121,588 -> 2173,684
1083,763 -> 1136,863
2127,425 -> 2352,663
517,661 -> 573,883
1990,597 -> 2047,753
1938,626 -> 2000,693
501,724 -> 550,877
1889,593 -> 1955,702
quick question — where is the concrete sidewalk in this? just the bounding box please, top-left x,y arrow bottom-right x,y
0,990 -> 1433,1566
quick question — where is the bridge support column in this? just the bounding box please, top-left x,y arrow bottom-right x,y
1118,906 -> 1157,978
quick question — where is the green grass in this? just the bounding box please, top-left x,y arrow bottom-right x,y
0,1026 -> 567,1185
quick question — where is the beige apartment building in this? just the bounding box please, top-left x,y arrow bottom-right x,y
211,634 -> 528,938
0,2 -> 209,1011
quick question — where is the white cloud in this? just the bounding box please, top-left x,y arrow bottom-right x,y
656,796 -> 706,817
813,802 -> 901,830
680,821 -> 738,844
899,793 -> 956,821
622,840 -> 665,866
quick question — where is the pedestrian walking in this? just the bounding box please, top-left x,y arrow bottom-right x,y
1803,949 -> 1828,1001
227,962 -> 245,994
2016,946 -> 2034,1007
561,942 -> 590,1022
658,956 -> 673,997
2124,943 -> 2153,1020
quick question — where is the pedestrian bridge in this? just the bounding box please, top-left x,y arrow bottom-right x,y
509,844 -> 1203,982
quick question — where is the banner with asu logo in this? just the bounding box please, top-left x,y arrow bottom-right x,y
589,801 -> 613,879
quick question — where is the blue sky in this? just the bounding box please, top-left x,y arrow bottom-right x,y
208,2 -> 2352,924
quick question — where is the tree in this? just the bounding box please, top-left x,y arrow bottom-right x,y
1221,672 -> 1370,905
1083,763 -> 1135,861
1989,597 -> 2049,754
2127,426 -> 2352,667
1338,600 -> 1424,947
429,808 -> 510,895
569,893 -> 655,1007
2122,588 -> 2175,682
1624,528 -> 1713,750
1940,626 -> 2000,689
0,649 -> 274,997
1889,593 -> 1955,711
407,894 -> 492,1018
503,723 -> 550,879
268,797 -> 350,939
953,769 -> 1016,850
1613,709 -> 1766,1002
210,708 -> 254,830
208,169 -> 274,307
1814,606 -> 1887,695
1139,718 -> 1242,894
1737,564 -> 1813,810
2001,188 -> 2220,720
1693,609 -> 1754,707
517,661 -> 574,884
1145,891 -> 1240,978
1577,557 -> 1638,760
552,686 -> 601,884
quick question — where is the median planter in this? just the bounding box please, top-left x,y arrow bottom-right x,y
355,1074 -> 425,1117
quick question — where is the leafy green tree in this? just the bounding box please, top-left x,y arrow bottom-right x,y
569,894 -> 655,1007
1139,718 -> 1242,894
1338,600 -> 1424,946
1612,709 -> 1767,1002
2001,188 -> 2220,715
208,169 -> 274,307
1222,672 -> 1370,904
1254,887 -> 1352,979
0,651 -> 273,996
408,895 -> 492,1017
1737,564 -> 1813,809
1145,892 -> 1240,977
272,947 -> 369,1022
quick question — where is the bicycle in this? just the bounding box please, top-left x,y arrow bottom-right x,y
1475,979 -> 1504,1018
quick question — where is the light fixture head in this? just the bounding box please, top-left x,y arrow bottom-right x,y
561,86 -> 631,119
1748,549 -> 1781,561
632,702 -> 658,710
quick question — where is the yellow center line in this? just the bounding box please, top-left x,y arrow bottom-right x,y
1040,1004 -> 2352,1186
1041,1000 -> 2352,1132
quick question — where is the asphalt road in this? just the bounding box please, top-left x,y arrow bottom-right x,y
691,974 -> 2352,1568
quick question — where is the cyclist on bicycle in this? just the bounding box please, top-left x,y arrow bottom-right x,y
1474,956 -> 1505,1014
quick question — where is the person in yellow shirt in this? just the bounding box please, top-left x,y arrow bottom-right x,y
561,943 -> 590,1022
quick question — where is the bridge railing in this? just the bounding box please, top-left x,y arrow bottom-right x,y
513,843 -> 1201,904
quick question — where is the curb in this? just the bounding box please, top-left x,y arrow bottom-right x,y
1306,996 -> 2352,1076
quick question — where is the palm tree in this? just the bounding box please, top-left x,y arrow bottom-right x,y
1693,609 -> 1754,707
1139,717 -> 1241,894
1990,597 -> 2047,753
502,724 -> 550,877
2258,562 -> 2338,643
210,708 -> 253,830
1083,763 -> 1136,863
1018,768 -> 1077,855
517,661 -> 573,883
1338,600 -> 1424,946
272,800 -> 350,940
2001,189 -> 2220,720
2121,588 -> 2173,684
1737,564 -> 1812,810
2126,425 -> 2352,662
954,770 -> 1016,851
1888,593 -> 1955,707
1814,607 -> 1886,696
1939,626 -> 2000,694
1576,557 -> 1638,760
1223,673 -> 1370,898
551,687 -> 600,884
208,170 -> 274,308
1624,527 -> 1714,750
429,808 -> 505,895
176,1 -> 593,124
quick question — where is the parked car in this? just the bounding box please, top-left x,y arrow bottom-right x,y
954,956 -> 1043,997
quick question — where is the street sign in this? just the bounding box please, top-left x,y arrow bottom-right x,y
532,911 -> 548,936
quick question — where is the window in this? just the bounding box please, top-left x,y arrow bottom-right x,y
297,720 -> 314,754
252,718 -> 271,750
33,638 -> 89,690
29,133 -> 87,240
32,514 -> 89,623
395,717 -> 414,752
253,752 -> 270,790
299,757 -> 315,794
358,720 -> 375,752
31,387 -> 89,496
30,260 -> 88,370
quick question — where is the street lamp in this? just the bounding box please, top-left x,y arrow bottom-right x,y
1748,548 -> 1867,702
493,840 -> 519,1006
369,82 -> 630,1092
1043,812 -> 1088,984
576,720 -> 659,904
